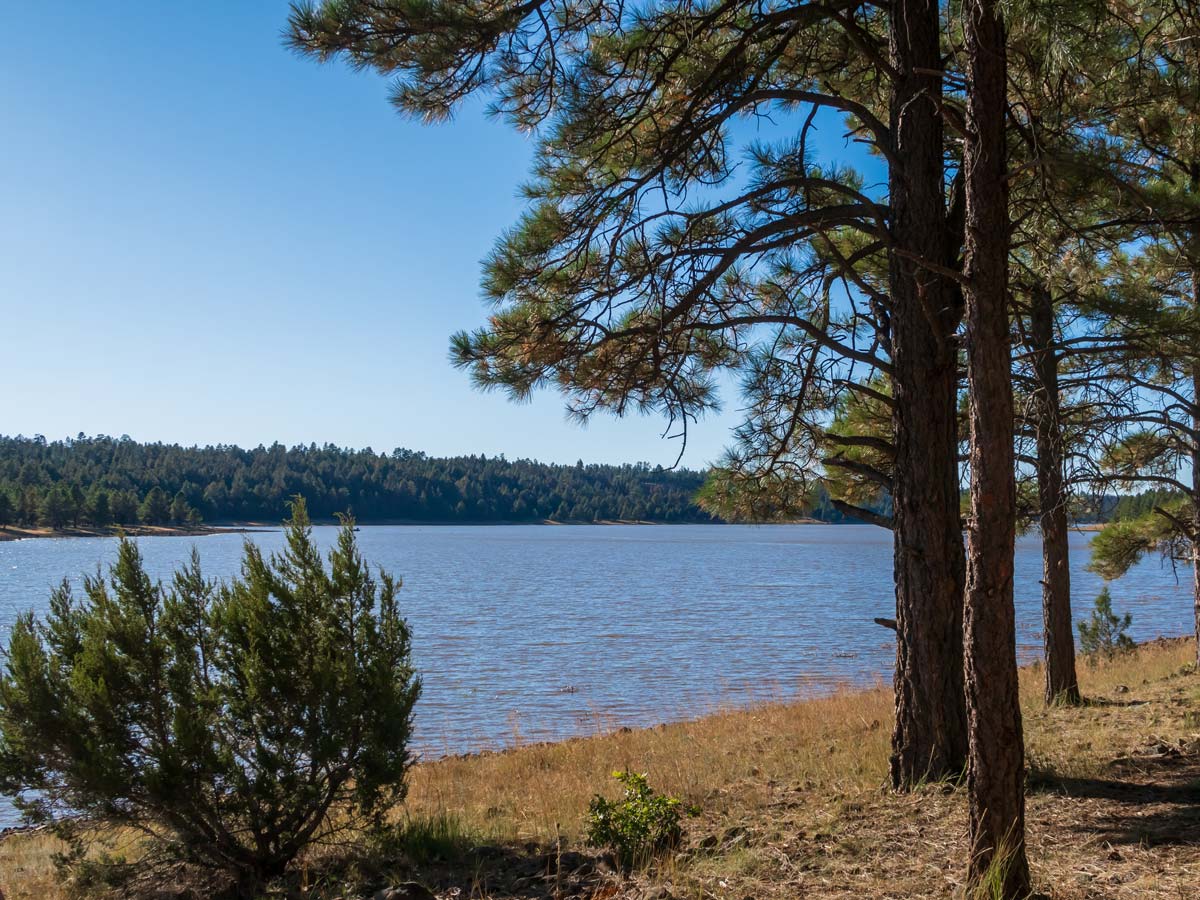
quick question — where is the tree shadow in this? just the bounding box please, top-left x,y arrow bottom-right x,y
1029,750 -> 1200,847
299,836 -> 619,900
1082,697 -> 1150,709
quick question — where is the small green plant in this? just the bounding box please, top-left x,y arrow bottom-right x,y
969,835 -> 1025,900
585,771 -> 694,867
1078,586 -> 1135,661
382,812 -> 476,866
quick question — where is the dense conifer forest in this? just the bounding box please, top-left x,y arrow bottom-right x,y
0,434 -> 1156,532
0,432 -> 832,526
0,434 -> 727,526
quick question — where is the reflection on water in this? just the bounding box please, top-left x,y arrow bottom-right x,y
0,523 -> 1191,822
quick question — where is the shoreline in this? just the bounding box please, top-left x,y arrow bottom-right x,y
418,635 -> 1191,764
0,518 -> 835,541
0,524 -> 260,543
1,518 -> 1110,543
2,636 -> 1195,898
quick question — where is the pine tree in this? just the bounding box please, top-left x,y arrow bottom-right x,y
18,486 -> 40,527
1077,586 -> 1134,660
169,491 -> 193,525
111,489 -> 140,526
0,490 -> 13,529
68,483 -> 86,527
1079,0 -> 1200,667
39,484 -> 74,530
288,0 -> 970,790
959,0 -> 1029,891
1022,280 -> 1081,705
1001,0 -> 1143,709
0,499 -> 420,896
139,486 -> 171,525
87,488 -> 112,528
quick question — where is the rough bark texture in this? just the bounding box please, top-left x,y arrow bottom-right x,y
1193,454 -> 1199,671
1030,287 -> 1080,705
1187,266 -> 1200,669
886,0 -> 969,789
961,0 -> 1031,894
1192,270 -> 1200,670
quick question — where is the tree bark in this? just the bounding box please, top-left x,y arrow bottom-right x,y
961,0 -> 1031,894
1030,286 -> 1080,705
1192,465 -> 1199,671
886,0 -> 969,789
1192,269 -> 1200,670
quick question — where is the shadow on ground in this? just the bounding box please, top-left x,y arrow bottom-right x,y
1030,736 -> 1200,848
301,838 -> 623,900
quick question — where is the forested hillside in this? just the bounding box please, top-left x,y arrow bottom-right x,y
0,435 -> 1153,532
1108,489 -> 1185,523
0,434 -> 722,526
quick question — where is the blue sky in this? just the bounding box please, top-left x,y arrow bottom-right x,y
1,2 -> 875,467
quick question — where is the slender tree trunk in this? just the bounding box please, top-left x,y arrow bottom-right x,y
961,0 -> 1031,894
887,0 -> 968,789
1030,286 -> 1080,705
1192,457 -> 1199,670
1192,269 -> 1200,670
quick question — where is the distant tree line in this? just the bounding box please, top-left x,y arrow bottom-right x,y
0,434 -> 724,527
0,478 -> 200,531
1107,490 -> 1184,524
0,435 -> 1154,533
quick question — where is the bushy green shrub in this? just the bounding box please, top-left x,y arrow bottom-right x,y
585,771 -> 693,867
0,498 -> 420,897
1077,586 -> 1135,661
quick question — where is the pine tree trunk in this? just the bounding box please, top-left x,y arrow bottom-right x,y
886,0 -> 968,789
1192,268 -> 1200,670
1030,286 -> 1080,705
1193,523 -> 1200,670
961,0 -> 1031,894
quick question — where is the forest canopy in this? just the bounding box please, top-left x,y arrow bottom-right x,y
0,435 -> 1155,530
0,434 -> 720,525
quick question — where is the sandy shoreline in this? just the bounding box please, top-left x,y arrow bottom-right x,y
0,524 -> 260,543
0,518 -> 833,541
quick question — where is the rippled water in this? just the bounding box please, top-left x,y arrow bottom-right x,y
0,524 -> 1193,825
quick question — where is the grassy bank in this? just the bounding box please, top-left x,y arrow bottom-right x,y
0,524 -> 254,542
3,639 -> 1198,898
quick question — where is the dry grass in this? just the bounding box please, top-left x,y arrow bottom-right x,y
2,639 -> 1198,899
0,829 -> 61,898
404,680 -> 894,847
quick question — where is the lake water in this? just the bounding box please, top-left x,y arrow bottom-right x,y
0,524 -> 1193,825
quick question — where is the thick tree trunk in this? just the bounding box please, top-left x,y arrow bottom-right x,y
961,0 -> 1031,895
1030,287 -> 1080,705
886,0 -> 968,789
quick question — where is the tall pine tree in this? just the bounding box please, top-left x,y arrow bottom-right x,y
288,0 -> 970,791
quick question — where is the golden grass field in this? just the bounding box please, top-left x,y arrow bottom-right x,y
2,639 -> 1198,899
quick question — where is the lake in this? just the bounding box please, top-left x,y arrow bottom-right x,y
0,524 -> 1193,825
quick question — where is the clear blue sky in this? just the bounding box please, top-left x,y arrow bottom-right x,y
1,2 -> 874,467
